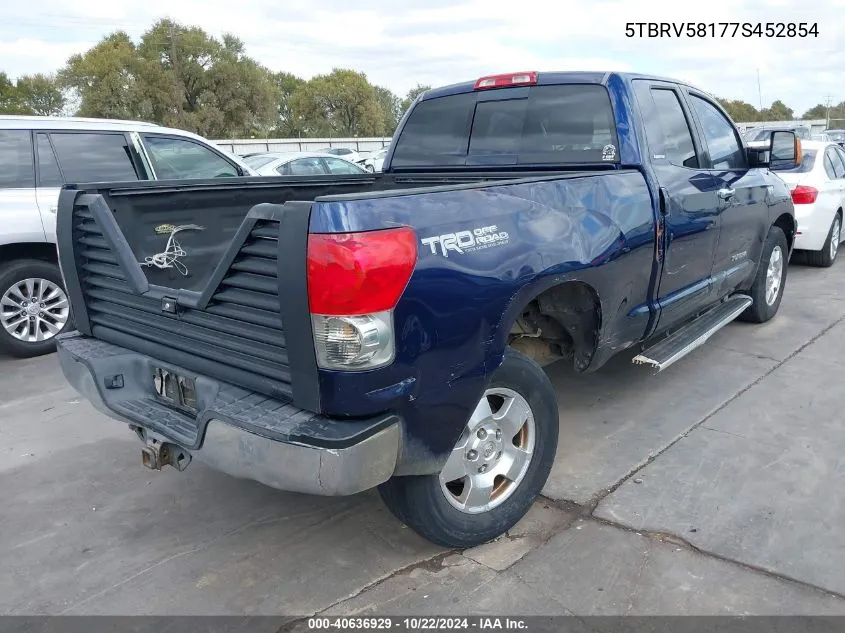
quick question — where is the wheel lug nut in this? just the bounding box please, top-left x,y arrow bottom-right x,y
477,428 -> 487,439
39,303 -> 45,309
478,464 -> 488,473
495,429 -> 502,440
467,450 -> 478,461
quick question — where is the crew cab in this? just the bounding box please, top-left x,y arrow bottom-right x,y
54,72 -> 799,548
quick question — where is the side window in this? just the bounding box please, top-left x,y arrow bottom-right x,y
142,135 -> 239,180
50,133 -> 140,182
0,130 -> 35,188
835,147 -> 845,175
827,147 -> 845,179
323,157 -> 364,175
36,133 -> 63,187
281,158 -> 327,176
823,152 -> 838,180
688,95 -> 746,170
649,89 -> 699,168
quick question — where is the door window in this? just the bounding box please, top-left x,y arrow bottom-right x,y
279,158 -> 327,175
688,95 -> 746,170
49,133 -> 140,182
323,157 -> 365,174
826,147 -> 845,179
646,89 -> 699,168
0,130 -> 35,188
142,135 -> 239,179
36,133 -> 63,187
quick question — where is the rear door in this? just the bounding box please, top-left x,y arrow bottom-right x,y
44,131 -> 144,242
631,80 -> 722,331
683,90 -> 769,296
0,130 -> 42,244
828,146 -> 845,207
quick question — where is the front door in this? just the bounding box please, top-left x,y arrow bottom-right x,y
632,80 -> 723,333
33,132 -> 64,243
683,91 -> 770,296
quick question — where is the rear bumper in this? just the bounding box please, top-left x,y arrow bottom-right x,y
56,332 -> 401,496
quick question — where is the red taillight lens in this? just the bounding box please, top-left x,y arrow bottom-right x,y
791,185 -> 818,204
474,71 -> 538,90
307,227 -> 417,316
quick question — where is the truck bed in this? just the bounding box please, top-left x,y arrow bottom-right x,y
57,166 -> 638,411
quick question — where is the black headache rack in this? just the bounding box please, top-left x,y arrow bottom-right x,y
57,181 -> 321,413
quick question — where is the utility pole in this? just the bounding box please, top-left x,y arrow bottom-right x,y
756,68 -> 763,111
825,95 -> 833,129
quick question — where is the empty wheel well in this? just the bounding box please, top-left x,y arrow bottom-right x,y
0,243 -> 58,267
773,213 -> 796,252
508,281 -> 601,371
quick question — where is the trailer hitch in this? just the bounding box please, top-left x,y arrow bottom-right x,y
141,438 -> 192,472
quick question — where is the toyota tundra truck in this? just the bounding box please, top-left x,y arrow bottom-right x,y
54,71 -> 799,548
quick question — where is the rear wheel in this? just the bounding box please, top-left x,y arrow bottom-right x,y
378,348 -> 559,548
739,226 -> 788,324
0,260 -> 72,358
805,212 -> 841,268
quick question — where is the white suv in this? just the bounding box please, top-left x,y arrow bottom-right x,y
0,115 -> 255,358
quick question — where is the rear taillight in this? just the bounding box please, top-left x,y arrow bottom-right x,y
474,71 -> 538,90
791,185 -> 818,204
307,227 -> 417,370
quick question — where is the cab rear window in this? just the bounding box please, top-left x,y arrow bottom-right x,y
391,84 -> 619,168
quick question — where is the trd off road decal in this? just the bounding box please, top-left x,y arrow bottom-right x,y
421,224 -> 510,258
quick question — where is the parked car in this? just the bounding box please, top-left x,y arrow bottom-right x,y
242,152 -> 368,176
813,133 -> 832,142
0,115 -> 255,358
775,140 -> 845,266
825,130 -> 845,146
746,124 -> 811,149
358,147 -> 388,172
54,71 -> 797,548
319,147 -> 362,163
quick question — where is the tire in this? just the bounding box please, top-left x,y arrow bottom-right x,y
739,226 -> 788,324
0,259 -> 72,358
378,347 -> 559,548
805,212 -> 842,268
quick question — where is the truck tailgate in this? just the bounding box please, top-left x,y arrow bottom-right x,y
57,182 -> 323,409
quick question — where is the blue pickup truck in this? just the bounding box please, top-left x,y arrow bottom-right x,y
54,71 -> 799,548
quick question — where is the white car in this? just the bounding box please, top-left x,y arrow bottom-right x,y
319,147 -> 363,163
776,140 -> 845,266
359,147 -> 388,172
243,152 -> 368,176
0,115 -> 255,358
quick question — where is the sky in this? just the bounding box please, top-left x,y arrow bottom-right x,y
1,0 -> 843,119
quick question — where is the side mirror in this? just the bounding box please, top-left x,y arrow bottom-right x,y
747,131 -> 800,170
770,131 -> 800,170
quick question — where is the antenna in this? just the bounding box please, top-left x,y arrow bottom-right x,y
757,68 -> 763,111
825,94 -> 833,129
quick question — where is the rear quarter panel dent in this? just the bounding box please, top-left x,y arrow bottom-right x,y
314,171 -> 656,462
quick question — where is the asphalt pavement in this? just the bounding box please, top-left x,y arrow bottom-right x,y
3,259 -> 845,618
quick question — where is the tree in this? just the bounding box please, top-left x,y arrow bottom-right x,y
400,84 -> 430,114
373,86 -> 401,135
760,100 -> 793,121
291,68 -> 383,137
15,74 -> 66,115
59,31 -> 149,120
270,71 -> 306,137
717,98 -> 760,123
0,72 -> 22,113
57,19 -> 277,137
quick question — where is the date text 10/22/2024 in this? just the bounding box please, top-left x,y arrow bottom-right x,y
306,617 -> 529,631
625,22 -> 819,38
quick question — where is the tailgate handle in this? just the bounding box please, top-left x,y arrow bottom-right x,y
717,188 -> 735,200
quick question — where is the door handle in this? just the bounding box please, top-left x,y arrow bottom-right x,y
49,206 -> 57,214
717,188 -> 735,200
